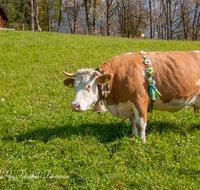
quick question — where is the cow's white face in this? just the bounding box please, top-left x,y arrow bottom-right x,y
72,69 -> 98,111
63,69 -> 113,112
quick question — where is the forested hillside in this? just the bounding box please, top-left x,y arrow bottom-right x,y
1,0 -> 199,40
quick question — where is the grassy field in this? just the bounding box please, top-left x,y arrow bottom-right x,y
0,30 -> 200,189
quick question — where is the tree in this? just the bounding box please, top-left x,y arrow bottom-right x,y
38,0 -> 53,32
93,0 -> 97,34
35,0 -> 41,31
115,0 -> 148,38
149,0 -> 152,39
31,0 -> 34,31
38,0 -> 61,32
1,0 -> 31,24
57,0 -> 62,32
192,0 -> 199,40
84,0 -> 92,35
105,0 -> 118,36
65,0 -> 80,34
48,0 -> 51,32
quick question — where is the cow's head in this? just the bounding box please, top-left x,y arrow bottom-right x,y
63,69 -> 113,112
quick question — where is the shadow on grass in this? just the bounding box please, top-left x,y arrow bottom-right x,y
146,120 -> 200,136
2,121 -> 131,144
3,120 -> 200,143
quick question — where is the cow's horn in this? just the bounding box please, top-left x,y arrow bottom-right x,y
62,70 -> 76,77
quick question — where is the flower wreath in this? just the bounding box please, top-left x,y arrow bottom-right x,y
95,68 -> 110,99
139,51 -> 161,110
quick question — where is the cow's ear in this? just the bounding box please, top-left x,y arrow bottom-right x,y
96,73 -> 113,84
64,78 -> 75,88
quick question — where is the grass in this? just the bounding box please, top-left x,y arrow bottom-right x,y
0,30 -> 200,189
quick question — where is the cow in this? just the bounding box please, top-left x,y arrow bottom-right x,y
63,51 -> 200,143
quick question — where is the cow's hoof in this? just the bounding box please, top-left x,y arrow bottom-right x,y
142,138 -> 146,144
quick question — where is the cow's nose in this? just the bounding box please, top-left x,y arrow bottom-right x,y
71,103 -> 81,111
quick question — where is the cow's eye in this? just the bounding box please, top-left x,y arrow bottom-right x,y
87,84 -> 91,91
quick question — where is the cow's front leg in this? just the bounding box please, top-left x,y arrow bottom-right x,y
136,117 -> 147,144
129,116 -> 138,137
132,103 -> 148,144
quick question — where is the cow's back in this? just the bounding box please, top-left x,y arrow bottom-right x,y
100,51 -> 200,112
148,51 -> 200,103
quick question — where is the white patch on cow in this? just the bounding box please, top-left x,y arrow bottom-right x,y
154,99 -> 186,112
72,69 -> 99,111
154,94 -> 200,112
138,119 -> 147,144
75,68 -> 94,76
194,50 -> 200,52
196,79 -> 200,86
193,93 -> 200,108
105,100 -> 146,143
131,102 -> 146,143
105,100 -> 134,120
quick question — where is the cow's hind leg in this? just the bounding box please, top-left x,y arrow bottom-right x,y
129,116 -> 138,137
132,103 -> 148,144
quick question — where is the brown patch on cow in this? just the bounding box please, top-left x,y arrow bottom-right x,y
98,51 -> 200,121
99,53 -> 149,120
147,52 -> 200,103
64,78 -> 75,88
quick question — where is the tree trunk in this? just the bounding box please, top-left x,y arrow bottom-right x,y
195,12 -> 200,40
149,0 -> 152,39
106,0 -> 110,36
192,0 -> 198,40
181,2 -> 187,40
48,0 -> 51,32
31,0 -> 34,31
93,0 -> 97,35
161,1 -> 164,39
125,0 -> 128,37
35,0 -> 41,32
166,0 -> 169,40
169,0 -> 172,39
122,0 -> 126,37
84,0 -> 91,35
100,15 -> 103,35
66,13 -> 73,34
73,0 -> 76,34
58,0 -> 62,32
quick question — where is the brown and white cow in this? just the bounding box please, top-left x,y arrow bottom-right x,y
63,51 -> 200,143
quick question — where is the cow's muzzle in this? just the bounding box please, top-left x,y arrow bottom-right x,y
71,103 -> 82,112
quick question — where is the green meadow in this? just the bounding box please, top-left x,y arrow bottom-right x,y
0,30 -> 200,189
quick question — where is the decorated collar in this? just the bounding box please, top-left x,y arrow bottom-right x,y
95,68 -> 110,99
139,51 -> 161,104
